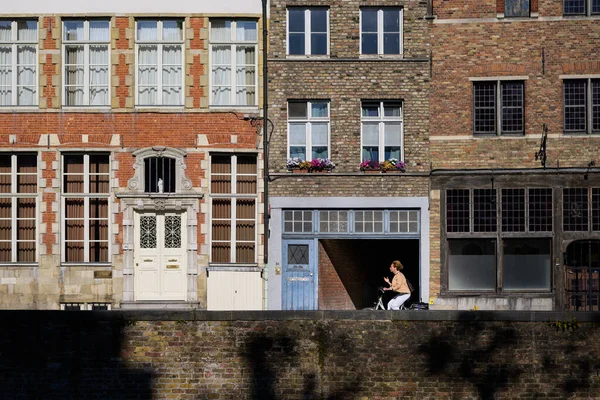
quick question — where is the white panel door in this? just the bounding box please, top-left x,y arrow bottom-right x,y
207,271 -> 263,310
134,212 -> 187,301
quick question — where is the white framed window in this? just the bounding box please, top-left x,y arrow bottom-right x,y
135,19 -> 184,106
61,153 -> 110,263
288,100 -> 330,160
287,7 -> 329,56
361,101 -> 403,162
63,19 -> 110,106
319,210 -> 349,233
284,210 -> 314,233
210,154 -> 258,263
210,19 -> 258,107
0,20 -> 37,106
360,8 -> 403,55
0,153 -> 37,263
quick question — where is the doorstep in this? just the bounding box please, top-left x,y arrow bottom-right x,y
120,301 -> 201,310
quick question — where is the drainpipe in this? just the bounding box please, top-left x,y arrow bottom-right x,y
262,0 -> 269,264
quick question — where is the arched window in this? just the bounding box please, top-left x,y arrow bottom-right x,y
127,147 -> 192,194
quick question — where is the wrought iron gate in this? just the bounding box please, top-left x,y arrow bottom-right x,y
564,240 -> 600,311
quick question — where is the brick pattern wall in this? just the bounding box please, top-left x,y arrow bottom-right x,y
2,315 -> 600,399
318,240 -> 355,310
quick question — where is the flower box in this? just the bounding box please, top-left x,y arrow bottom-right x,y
290,168 -> 308,173
287,157 -> 335,173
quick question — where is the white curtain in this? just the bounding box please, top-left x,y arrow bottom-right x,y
65,45 -> 84,105
236,21 -> 257,41
137,20 -> 157,41
211,20 -> 231,42
17,21 -> 37,41
89,21 -> 109,41
0,22 -> 10,41
64,21 -> 84,41
0,46 -> 12,105
212,46 -> 231,105
162,21 -> 182,41
17,45 -> 36,105
235,47 -> 255,105
89,45 -> 108,105
138,45 -> 157,105
162,45 -> 182,105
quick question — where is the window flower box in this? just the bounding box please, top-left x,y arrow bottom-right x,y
360,159 -> 406,173
287,158 -> 335,173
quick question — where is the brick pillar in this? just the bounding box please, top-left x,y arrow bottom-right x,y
112,17 -> 134,109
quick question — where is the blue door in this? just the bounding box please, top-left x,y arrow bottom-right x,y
282,239 -> 317,310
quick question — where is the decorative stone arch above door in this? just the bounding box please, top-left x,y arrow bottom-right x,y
127,147 -> 193,193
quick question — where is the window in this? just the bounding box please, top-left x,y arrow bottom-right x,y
284,210 -> 313,233
210,154 -> 257,263
319,210 -> 349,233
360,8 -> 403,55
62,154 -> 110,263
445,188 -> 552,292
564,0 -> 600,15
361,101 -> 403,162
389,210 -> 419,233
210,19 -> 257,106
563,79 -> 599,134
354,210 -> 384,233
144,157 -> 176,193
136,19 -> 183,106
0,154 -> 36,262
504,0 -> 530,17
0,20 -> 37,106
473,80 -> 524,135
288,101 -> 330,160
63,19 -> 110,106
287,8 -> 328,56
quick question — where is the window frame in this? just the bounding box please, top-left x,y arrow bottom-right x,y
286,7 -> 330,56
444,187 -> 554,294
472,79 -> 526,136
359,7 -> 403,56
0,19 -> 38,107
0,153 -> 38,264
209,153 -> 258,264
61,19 -> 111,107
209,19 -> 258,108
134,19 -> 185,107
287,100 -> 331,161
61,153 -> 111,264
563,0 -> 600,15
360,100 -> 404,162
562,77 -> 600,134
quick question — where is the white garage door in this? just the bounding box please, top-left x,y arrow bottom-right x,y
207,270 -> 263,310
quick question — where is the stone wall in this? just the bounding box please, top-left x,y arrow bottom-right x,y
1,311 -> 599,399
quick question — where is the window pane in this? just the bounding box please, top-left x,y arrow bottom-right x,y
211,155 -> 232,194
361,34 -> 377,54
289,123 -> 307,145
384,147 -> 400,160
361,9 -> 378,32
290,147 -> 306,160
563,188 -> 588,231
383,10 -> 400,32
236,21 -> 257,41
144,157 -> 176,193
362,123 -> 379,145
383,33 -> 399,54
593,0 -> 600,13
17,154 -> 37,193
311,33 -> 327,55
311,102 -> 328,117
289,102 -> 307,118
501,81 -> 524,133
311,9 -> 327,33
289,33 -> 305,55
503,239 -> 551,290
384,122 -> 401,146
446,189 -> 470,233
137,20 -> 158,41
474,82 -> 496,133
311,123 -> 328,146
288,9 -> 305,33
0,22 -> 11,41
564,80 -> 586,132
0,157 -> 10,193
362,103 -> 380,117
17,20 -> 37,41
505,0 -> 530,17
362,147 -> 379,162
529,188 -> 552,231
64,20 -> 84,41
501,188 -> 525,232
448,239 -> 496,291
64,155 -> 84,193
162,20 -> 182,41
593,80 -> 599,132
89,20 -> 110,41
384,103 -> 402,117
211,20 -> 231,42
564,0 -> 585,14
473,189 -> 497,232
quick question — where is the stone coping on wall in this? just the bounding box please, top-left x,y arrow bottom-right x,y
2,310 -> 599,322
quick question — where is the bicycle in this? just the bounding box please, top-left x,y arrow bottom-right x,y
363,286 -> 408,310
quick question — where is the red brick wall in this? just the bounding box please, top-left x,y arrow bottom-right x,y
318,241 -> 355,310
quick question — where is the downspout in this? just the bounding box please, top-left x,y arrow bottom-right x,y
262,0 -> 270,308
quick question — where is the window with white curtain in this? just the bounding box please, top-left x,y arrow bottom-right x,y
63,20 -> 110,106
361,101 -> 403,162
0,20 -> 37,106
210,19 -> 257,106
288,100 -> 330,160
136,19 -> 184,106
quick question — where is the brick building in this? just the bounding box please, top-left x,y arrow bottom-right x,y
429,0 -> 600,310
265,0 -> 431,310
0,0 -> 266,310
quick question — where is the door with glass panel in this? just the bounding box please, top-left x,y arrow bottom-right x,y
134,211 -> 187,301
282,239 -> 317,310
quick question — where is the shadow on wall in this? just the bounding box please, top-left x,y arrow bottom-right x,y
0,312 -> 152,400
418,312 -> 600,400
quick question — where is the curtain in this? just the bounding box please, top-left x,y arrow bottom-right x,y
384,122 -> 401,160
0,157 -> 9,193
236,199 -> 255,263
236,21 -> 257,42
64,20 -> 84,41
138,45 -> 157,105
162,20 -> 182,41
212,199 -> 231,263
65,45 -> 84,105
90,198 -> 108,262
362,122 -> 379,161
0,198 -> 10,262
64,155 -> 84,193
235,47 -> 255,105
17,45 -> 36,105
162,45 -> 182,105
89,20 -> 109,41
0,21 -> 10,41
17,198 -> 35,262
89,45 -> 108,105
0,46 -> 11,105
236,156 -> 257,194
211,20 -> 231,42
311,123 -> 328,159
137,20 -> 157,41
17,154 -> 37,193
212,46 -> 231,105
89,155 -> 109,193
211,155 -> 232,194
65,198 -> 85,262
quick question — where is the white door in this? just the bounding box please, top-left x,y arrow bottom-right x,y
134,211 -> 187,301
207,271 -> 263,310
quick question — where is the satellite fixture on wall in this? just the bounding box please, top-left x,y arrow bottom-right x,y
534,124 -> 548,168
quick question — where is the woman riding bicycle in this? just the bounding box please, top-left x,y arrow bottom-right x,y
383,260 -> 411,310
